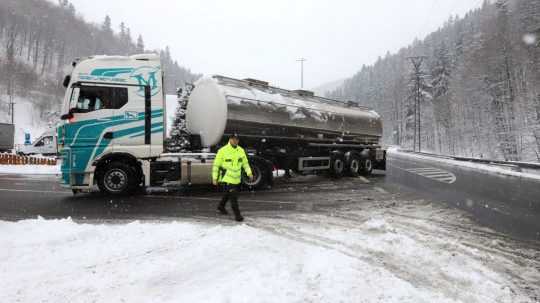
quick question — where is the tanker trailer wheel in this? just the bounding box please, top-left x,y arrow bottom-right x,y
347,154 -> 361,177
329,154 -> 345,178
361,158 -> 373,176
97,161 -> 138,195
242,160 -> 270,190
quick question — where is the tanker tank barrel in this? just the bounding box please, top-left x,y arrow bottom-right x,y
186,75 -> 383,148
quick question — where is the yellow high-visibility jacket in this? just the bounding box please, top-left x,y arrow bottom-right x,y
212,143 -> 252,185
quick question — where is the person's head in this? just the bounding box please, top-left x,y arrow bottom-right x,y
229,133 -> 240,147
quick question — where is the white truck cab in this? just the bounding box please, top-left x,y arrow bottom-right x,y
58,54 -> 184,194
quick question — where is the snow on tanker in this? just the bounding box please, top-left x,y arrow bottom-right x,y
57,54 -> 386,195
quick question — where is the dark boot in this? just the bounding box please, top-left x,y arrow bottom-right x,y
229,186 -> 244,222
217,188 -> 230,215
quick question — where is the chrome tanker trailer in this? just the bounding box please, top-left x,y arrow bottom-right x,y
57,54 -> 385,195
184,75 -> 386,189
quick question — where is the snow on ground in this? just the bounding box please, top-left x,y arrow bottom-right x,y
1,212 -> 535,303
0,163 -> 60,175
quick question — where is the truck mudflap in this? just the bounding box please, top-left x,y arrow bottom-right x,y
373,149 -> 386,170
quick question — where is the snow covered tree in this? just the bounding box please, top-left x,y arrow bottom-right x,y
328,0 -> 540,161
167,84 -> 194,152
136,35 -> 145,53
102,15 -> 112,34
431,41 -> 454,153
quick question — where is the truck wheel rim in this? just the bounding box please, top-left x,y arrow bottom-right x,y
334,159 -> 344,173
364,160 -> 372,172
350,159 -> 360,173
104,169 -> 128,192
244,166 -> 262,186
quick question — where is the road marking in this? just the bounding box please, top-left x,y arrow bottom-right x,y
358,176 -> 370,183
0,177 -> 55,182
0,188 -> 69,195
374,187 -> 388,194
405,167 -> 457,184
389,163 -> 457,184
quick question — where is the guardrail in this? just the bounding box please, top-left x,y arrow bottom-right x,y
0,154 -> 57,165
399,150 -> 540,171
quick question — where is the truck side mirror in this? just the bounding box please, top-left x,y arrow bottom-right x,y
60,110 -> 74,120
63,75 -> 71,88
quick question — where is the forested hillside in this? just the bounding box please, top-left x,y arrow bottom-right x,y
0,0 -> 199,124
329,0 -> 540,161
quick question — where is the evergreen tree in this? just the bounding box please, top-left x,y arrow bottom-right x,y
329,0 -> 540,161
431,41 -> 454,153
167,84 -> 194,152
136,35 -> 145,53
102,15 -> 112,34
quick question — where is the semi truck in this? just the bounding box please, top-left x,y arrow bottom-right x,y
0,123 -> 15,153
57,54 -> 385,195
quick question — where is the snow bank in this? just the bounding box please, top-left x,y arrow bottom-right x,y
0,163 -> 60,175
0,217 -> 530,303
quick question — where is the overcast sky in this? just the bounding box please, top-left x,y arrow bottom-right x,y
63,0 -> 484,89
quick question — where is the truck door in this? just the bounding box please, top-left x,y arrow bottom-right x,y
62,84 -> 128,185
109,85 -> 150,158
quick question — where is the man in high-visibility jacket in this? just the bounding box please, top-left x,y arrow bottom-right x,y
212,133 -> 253,222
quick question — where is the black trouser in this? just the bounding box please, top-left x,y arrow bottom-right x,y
218,183 -> 242,218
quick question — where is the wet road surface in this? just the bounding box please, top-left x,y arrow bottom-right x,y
387,151 -> 540,241
0,172 -> 385,222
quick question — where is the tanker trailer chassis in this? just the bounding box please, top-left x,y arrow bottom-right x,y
204,133 -> 386,190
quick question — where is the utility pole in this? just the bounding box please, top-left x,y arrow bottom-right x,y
407,56 -> 427,152
8,86 -> 15,125
297,58 -> 307,88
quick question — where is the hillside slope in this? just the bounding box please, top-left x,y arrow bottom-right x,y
330,0 -> 540,162
0,0 -> 199,142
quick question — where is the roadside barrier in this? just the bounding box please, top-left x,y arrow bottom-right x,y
0,154 -> 57,166
399,150 -> 540,171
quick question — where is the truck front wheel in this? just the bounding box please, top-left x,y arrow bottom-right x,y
97,162 -> 138,195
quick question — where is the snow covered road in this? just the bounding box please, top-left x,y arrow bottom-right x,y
2,194 -> 539,302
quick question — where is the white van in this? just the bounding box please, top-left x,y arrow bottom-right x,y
17,130 -> 57,156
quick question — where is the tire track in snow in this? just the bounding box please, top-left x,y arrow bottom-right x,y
246,217 -> 493,301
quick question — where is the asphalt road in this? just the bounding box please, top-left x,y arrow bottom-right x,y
387,151 -> 540,241
0,172 -> 386,222
2,157 -> 540,242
